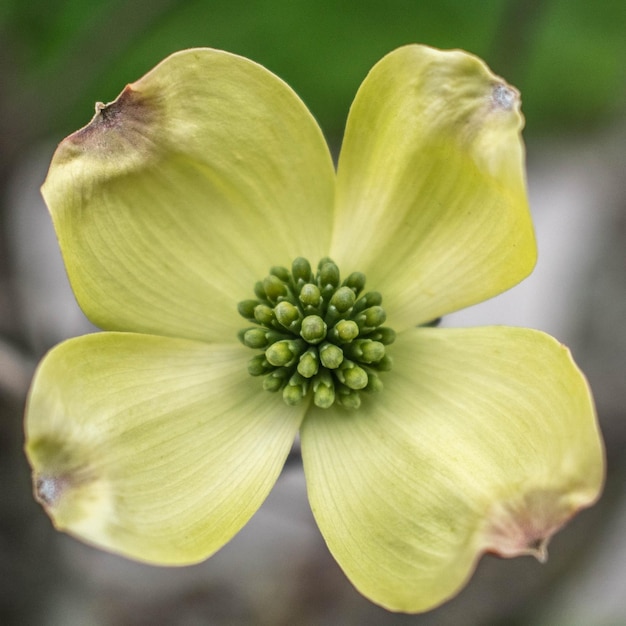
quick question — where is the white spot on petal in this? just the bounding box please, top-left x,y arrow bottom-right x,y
35,474 -> 68,507
491,82 -> 518,111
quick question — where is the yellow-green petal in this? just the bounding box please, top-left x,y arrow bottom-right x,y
25,333 -> 303,564
301,327 -> 604,612
332,45 -> 536,330
42,48 -> 335,342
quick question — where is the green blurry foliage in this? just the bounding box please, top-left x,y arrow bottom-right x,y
3,0 -> 626,147
520,0 -> 626,130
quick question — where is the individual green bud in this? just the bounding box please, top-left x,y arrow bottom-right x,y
248,354 -> 272,376
313,385 -> 335,409
300,315 -> 327,344
254,281 -> 267,300
329,286 -> 356,313
265,340 -> 300,367
370,326 -> 396,345
237,328 -> 247,345
263,370 -> 287,392
313,371 -> 335,409
354,291 -> 383,313
297,349 -> 319,378
263,274 -> 287,301
275,301 -> 301,330
270,265 -> 290,282
342,271 -> 366,295
319,342 -> 344,369
318,260 -> 340,289
338,361 -> 369,390
331,319 -> 359,343
254,304 -> 275,325
350,339 -> 385,364
237,299 -> 259,320
362,340 -> 385,363
365,371 -> 384,393
282,384 -> 304,406
336,386 -> 361,410
282,374 -> 307,406
292,257 -> 312,284
357,305 -> 387,329
242,328 -> 269,349
299,283 -> 321,307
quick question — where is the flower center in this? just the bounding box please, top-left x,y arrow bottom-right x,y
238,257 -> 395,409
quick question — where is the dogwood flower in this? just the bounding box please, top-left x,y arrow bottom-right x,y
25,45 -> 604,613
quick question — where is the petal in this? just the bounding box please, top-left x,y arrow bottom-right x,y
332,45 -> 536,329
42,48 -> 335,342
301,326 -> 604,612
25,333 -> 303,564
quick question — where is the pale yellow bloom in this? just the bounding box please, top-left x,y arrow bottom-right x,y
25,45 -> 604,613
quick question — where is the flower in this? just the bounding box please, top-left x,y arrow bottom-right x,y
25,45 -> 604,613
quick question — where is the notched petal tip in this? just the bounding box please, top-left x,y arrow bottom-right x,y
46,84 -> 160,179
481,489 -> 587,563
27,431 -> 113,536
74,86 -> 149,138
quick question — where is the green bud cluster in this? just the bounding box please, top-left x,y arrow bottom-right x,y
238,257 -> 395,409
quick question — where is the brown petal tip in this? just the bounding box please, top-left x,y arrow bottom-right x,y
481,489 -> 581,562
51,85 -> 161,173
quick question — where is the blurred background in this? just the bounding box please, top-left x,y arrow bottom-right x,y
1,1 -> 625,624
